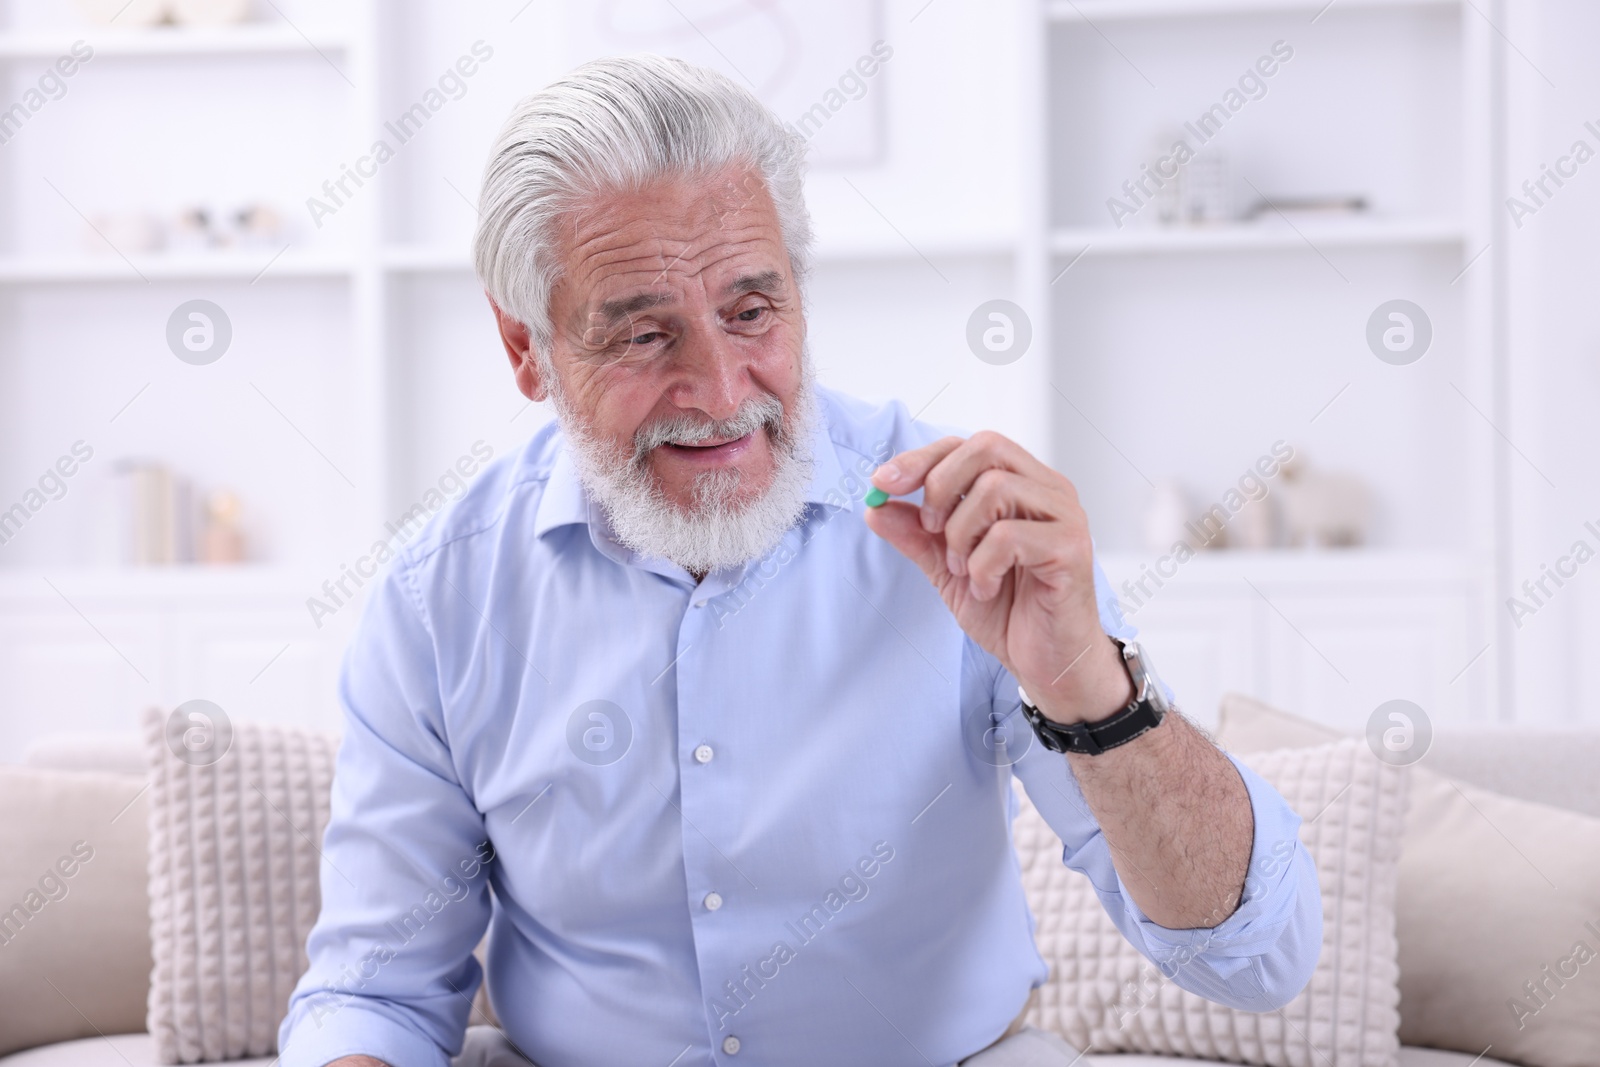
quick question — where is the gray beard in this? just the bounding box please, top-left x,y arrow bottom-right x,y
550,359 -> 818,575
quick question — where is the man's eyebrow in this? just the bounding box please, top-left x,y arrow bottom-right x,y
590,270 -> 785,325
594,291 -> 673,323
725,270 -> 786,298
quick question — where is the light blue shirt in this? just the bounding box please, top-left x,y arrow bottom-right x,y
279,385 -> 1321,1067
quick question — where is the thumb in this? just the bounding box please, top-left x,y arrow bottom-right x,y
863,500 -> 949,582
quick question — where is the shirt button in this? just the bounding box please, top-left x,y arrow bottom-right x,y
693,744 -> 714,764
693,598 -> 707,608
722,1035 -> 741,1055
704,891 -> 723,911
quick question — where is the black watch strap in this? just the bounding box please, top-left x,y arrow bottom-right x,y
1018,684 -> 1165,756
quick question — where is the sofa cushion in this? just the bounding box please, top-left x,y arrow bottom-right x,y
141,707 -> 340,1065
0,1034 -> 274,1067
1214,692 -> 1600,816
0,767 -> 151,1058
1217,693 -> 1600,1067
22,733 -> 146,777
1020,738 -> 1408,1067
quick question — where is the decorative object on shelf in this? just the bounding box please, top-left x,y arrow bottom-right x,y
84,210 -> 163,255
115,460 -> 189,565
113,462 -> 244,565
78,201 -> 288,256
1142,479 -> 1194,553
1229,489 -> 1282,550
1181,146 -> 1232,225
198,490 -> 246,564
75,0 -> 250,26
1150,126 -> 1184,227
229,202 -> 283,248
1279,455 -> 1373,548
165,205 -> 215,252
1127,133 -> 1234,229
1243,193 -> 1370,225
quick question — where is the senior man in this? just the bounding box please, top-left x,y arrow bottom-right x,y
279,55 -> 1320,1067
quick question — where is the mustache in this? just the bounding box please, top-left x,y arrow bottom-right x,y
632,393 -> 787,461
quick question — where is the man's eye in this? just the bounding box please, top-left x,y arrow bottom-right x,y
629,331 -> 663,345
735,307 -> 764,323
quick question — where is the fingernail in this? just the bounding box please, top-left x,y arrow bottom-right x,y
946,549 -> 964,576
876,462 -> 902,487
921,507 -> 937,532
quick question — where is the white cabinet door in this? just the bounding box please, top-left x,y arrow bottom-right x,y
1098,551 -> 1487,733
171,608 -> 353,734
0,610 -> 163,761
1255,586 -> 1481,731
0,571 -> 365,762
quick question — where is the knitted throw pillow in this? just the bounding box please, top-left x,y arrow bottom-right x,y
1017,738 -> 1408,1067
141,706 -> 339,1064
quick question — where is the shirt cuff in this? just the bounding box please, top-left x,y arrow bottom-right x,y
277,999 -> 452,1067
1102,753 -> 1307,979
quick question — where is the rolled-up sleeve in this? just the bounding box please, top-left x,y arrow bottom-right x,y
1000,557 -> 1322,1012
277,560 -> 493,1067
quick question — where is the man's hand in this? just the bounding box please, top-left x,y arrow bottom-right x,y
324,1058 -> 389,1067
864,431 -> 1133,724
866,431 -> 1256,930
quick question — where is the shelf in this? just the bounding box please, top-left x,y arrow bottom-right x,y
0,24 -> 352,58
1096,548 -> 1483,586
1048,218 -> 1465,256
0,250 -> 355,283
1045,0 -> 1458,23
381,235 -> 1019,274
809,233 -> 1018,262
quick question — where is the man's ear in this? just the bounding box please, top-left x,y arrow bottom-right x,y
489,296 -> 551,403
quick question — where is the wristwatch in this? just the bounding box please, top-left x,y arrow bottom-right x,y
1018,637 -> 1170,755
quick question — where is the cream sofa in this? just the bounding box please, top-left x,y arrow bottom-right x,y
4,716 -> 1596,1067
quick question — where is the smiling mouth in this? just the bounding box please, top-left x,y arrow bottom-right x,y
663,433 -> 752,453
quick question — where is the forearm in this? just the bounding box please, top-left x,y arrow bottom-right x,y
1066,709 -> 1254,929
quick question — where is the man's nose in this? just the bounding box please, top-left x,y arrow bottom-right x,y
669,319 -> 751,423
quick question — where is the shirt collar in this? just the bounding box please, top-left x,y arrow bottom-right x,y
533,398 -> 847,543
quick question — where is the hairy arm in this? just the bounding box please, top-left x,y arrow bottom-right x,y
1058,655 -> 1254,929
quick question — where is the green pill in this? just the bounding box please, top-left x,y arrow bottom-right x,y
864,487 -> 890,508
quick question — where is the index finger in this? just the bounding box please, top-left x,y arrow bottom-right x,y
914,431 -> 1055,534
871,435 -> 966,496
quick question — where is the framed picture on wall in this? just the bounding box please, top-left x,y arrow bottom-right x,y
561,0 -> 888,168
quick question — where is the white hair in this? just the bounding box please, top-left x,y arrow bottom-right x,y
472,53 -> 814,357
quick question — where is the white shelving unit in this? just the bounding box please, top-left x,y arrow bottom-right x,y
1047,218 -> 1466,255
0,0 -> 1541,758
0,0 -> 384,757
1017,0 -> 1504,724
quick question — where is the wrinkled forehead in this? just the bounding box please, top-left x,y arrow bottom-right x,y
551,165 -> 793,324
